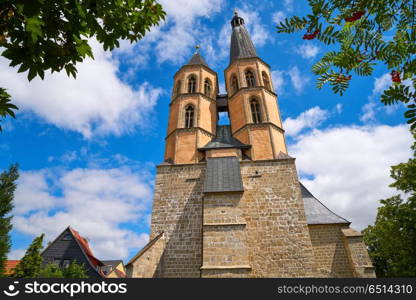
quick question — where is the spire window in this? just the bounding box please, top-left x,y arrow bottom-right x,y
231,75 -> 239,93
250,99 -> 262,124
245,70 -> 256,88
262,72 -> 271,90
204,79 -> 212,97
185,105 -> 195,128
188,76 -> 197,93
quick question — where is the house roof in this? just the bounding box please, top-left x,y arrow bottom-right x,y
203,157 -> 244,193
230,11 -> 258,63
5,260 -> 20,275
113,268 -> 126,278
301,183 -> 350,225
199,125 -> 250,151
101,260 -> 123,269
69,227 -> 104,268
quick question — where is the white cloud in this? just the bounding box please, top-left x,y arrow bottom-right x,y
0,41 -> 163,138
8,249 -> 26,260
273,11 -> 286,24
296,44 -> 320,59
373,73 -> 392,95
284,0 -> 294,12
290,124 -> 412,230
12,166 -> 154,260
288,66 -> 310,94
116,0 -> 225,67
283,106 -> 329,136
271,70 -> 285,94
361,73 -> 393,123
272,66 -> 310,95
238,8 -> 271,47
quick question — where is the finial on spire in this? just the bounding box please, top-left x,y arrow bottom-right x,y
231,9 -> 244,28
195,45 -> 201,54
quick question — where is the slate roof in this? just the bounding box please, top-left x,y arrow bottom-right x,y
203,157 -> 244,193
301,183 -> 350,225
186,52 -> 209,67
230,12 -> 258,63
70,227 -> 104,268
199,125 -> 250,151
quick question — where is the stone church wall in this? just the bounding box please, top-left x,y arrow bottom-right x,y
308,224 -> 354,277
149,164 -> 205,277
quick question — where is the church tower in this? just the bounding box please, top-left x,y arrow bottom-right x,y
225,12 -> 287,160
164,50 -> 218,164
126,12 -> 375,278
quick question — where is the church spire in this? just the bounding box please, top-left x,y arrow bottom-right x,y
186,45 -> 209,67
230,10 -> 257,63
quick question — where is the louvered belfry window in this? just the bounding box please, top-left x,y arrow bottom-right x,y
188,76 -> 197,93
245,70 -> 255,87
262,72 -> 271,90
250,99 -> 262,124
204,79 -> 212,96
185,105 -> 194,128
175,80 -> 182,95
231,75 -> 239,93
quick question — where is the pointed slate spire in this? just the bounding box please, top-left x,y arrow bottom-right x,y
186,45 -> 209,67
230,10 -> 258,63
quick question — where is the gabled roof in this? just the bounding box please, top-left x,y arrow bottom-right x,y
300,183 -> 350,225
5,260 -> 20,275
203,157 -> 244,193
186,52 -> 209,67
199,125 -> 250,151
41,226 -> 104,277
69,227 -> 104,268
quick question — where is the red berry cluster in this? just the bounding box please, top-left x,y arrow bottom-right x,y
391,70 -> 401,83
303,29 -> 320,40
336,74 -> 352,83
345,11 -> 365,22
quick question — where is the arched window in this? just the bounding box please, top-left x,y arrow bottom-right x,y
245,70 -> 256,88
185,105 -> 194,128
231,75 -> 239,93
250,99 -> 262,124
188,76 -> 197,93
175,80 -> 182,96
204,78 -> 212,97
262,72 -> 271,90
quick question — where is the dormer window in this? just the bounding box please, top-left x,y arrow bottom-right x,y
188,76 -> 197,93
245,70 -> 256,88
62,233 -> 73,241
185,105 -> 194,128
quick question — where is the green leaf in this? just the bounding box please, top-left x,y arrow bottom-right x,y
26,17 -> 44,43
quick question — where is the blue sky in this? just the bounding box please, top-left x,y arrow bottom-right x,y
0,0 -> 413,261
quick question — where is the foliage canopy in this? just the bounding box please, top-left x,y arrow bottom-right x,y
277,0 -> 416,130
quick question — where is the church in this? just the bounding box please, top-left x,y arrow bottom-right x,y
125,12 -> 376,278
